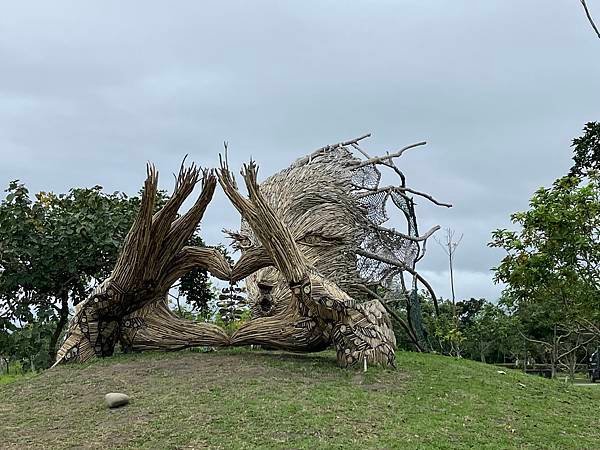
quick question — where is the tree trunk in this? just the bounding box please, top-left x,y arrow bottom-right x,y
48,291 -> 70,363
551,324 -> 557,379
407,287 -> 429,352
568,352 -> 577,382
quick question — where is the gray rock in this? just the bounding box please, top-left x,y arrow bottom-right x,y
105,392 -> 130,408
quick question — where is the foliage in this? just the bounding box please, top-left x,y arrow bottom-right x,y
0,182 -> 142,299
177,240 -> 231,319
0,181 -> 145,366
389,293 -> 521,364
570,121 -> 600,177
489,174 -> 600,334
490,125 -> 600,375
213,308 -> 251,335
0,361 -> 34,384
461,300 -> 521,363
415,296 -> 520,363
0,313 -> 56,371
421,296 -> 464,356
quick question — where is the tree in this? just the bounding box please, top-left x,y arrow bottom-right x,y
0,182 -> 142,363
434,228 -> 464,356
173,236 -> 225,320
461,301 -> 519,364
413,293 -> 524,364
435,228 -> 463,307
490,173 -> 600,376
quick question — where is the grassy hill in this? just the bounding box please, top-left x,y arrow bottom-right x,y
0,348 -> 599,449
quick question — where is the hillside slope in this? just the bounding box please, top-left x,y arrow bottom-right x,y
0,349 -> 599,449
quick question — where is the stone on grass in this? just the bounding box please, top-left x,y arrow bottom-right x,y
105,392 -> 130,408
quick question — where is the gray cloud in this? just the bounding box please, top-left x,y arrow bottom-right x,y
1,1 -> 599,301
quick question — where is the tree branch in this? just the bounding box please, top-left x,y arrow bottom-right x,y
356,248 -> 440,315
517,329 -> 553,349
358,185 -> 452,208
353,142 -> 427,168
374,224 -> 441,242
556,333 -> 597,361
297,134 -> 372,166
581,0 -> 600,39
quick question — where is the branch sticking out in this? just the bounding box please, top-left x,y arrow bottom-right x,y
356,248 -> 440,316
581,0 -> 600,39
375,224 -> 441,242
297,134 -> 373,166
357,185 -> 452,208
352,141 -> 427,168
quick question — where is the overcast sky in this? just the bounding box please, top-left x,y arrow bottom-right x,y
1,1 -> 599,301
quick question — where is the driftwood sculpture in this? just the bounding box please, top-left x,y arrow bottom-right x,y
55,134 -> 449,368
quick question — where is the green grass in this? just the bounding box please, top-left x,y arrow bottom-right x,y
0,365 -> 34,385
1,349 -> 599,449
0,372 -> 30,385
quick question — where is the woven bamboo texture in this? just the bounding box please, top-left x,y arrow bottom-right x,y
55,135 -> 447,368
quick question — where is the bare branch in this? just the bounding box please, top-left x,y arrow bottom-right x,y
577,318 -> 600,337
351,142 -> 371,159
356,248 -> 440,315
556,334 -> 597,361
581,0 -> 600,39
299,134 -> 372,165
358,185 -> 452,208
353,141 -> 427,168
375,224 -> 441,242
518,329 -> 553,349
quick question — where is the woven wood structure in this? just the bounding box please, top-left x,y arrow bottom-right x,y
54,163 -> 232,365
55,135 -> 448,368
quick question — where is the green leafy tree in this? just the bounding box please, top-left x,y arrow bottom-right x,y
462,301 -> 520,364
405,294 -> 523,364
419,296 -> 463,356
490,174 -> 600,322
490,173 -> 600,375
0,182 -> 144,363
